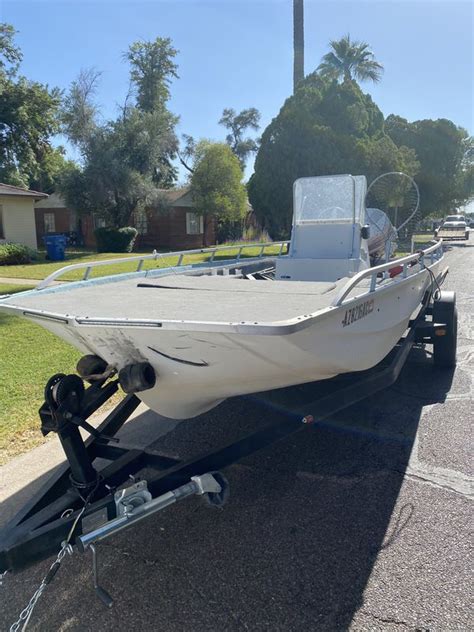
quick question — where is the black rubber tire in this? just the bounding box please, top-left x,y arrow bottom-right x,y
205,472 -> 230,508
77,354 -> 108,379
433,291 -> 457,368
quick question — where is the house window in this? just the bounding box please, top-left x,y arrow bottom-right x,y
134,209 -> 148,235
93,214 -> 107,229
44,212 -> 56,233
186,212 -> 204,235
0,205 -> 4,239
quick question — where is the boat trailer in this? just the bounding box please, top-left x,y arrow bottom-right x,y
0,287 -> 457,613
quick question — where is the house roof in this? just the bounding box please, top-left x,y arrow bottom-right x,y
157,187 -> 193,207
0,183 -> 48,200
35,192 -> 66,208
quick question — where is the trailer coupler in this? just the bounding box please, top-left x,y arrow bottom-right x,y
79,472 -> 224,552
81,472 -> 226,607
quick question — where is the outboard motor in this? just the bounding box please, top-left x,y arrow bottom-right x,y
366,207 -> 397,264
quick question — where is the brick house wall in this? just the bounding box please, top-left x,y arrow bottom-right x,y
35,207 -> 73,244
35,189 -> 217,251
135,206 -> 216,250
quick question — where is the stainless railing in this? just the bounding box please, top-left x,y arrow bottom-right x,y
332,239 -> 444,307
36,241 -> 290,290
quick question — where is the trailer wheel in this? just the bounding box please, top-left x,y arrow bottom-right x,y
433,291 -> 457,368
205,472 -> 230,508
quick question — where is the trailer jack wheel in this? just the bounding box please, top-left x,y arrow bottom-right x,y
433,291 -> 457,368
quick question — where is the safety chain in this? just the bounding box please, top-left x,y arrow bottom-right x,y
8,542 -> 73,632
7,475 -> 101,632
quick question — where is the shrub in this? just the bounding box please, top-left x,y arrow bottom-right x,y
0,242 -> 35,265
94,227 -> 138,253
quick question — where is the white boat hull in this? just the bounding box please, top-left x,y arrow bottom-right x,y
28,264 -> 437,419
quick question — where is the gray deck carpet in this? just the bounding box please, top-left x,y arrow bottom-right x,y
6,275 -> 345,323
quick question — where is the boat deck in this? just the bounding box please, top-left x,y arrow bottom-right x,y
4,274 -> 346,324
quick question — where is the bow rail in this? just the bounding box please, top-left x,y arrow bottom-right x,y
36,241 -> 290,290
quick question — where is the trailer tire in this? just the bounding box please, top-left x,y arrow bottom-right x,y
205,472 -> 230,508
433,291 -> 457,368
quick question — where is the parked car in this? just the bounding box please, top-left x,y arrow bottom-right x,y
435,215 -> 469,241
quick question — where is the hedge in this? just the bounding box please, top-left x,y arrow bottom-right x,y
0,242 -> 35,265
94,227 -> 138,253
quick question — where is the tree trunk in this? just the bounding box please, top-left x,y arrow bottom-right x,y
293,0 -> 304,93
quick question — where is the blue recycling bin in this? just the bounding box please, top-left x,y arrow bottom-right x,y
43,234 -> 68,261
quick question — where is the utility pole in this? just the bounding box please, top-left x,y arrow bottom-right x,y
293,0 -> 304,93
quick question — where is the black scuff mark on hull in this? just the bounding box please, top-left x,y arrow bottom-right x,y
147,346 -> 209,367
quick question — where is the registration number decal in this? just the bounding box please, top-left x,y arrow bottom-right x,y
342,299 -> 374,327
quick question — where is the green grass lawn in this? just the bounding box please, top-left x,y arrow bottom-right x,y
0,307 -> 81,464
0,283 -> 36,295
1,243 -> 285,282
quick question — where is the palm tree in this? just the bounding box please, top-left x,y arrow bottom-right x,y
317,34 -> 383,84
293,0 -> 304,92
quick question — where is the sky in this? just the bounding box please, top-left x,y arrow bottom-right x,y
1,0 -> 473,185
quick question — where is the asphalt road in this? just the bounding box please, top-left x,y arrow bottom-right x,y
1,243 -> 472,631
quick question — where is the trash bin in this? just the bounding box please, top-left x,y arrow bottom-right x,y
43,234 -> 68,261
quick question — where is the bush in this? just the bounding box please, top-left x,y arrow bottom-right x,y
94,227 -> 138,253
216,219 -> 244,243
0,242 -> 35,265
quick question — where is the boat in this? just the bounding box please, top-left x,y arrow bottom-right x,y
0,174 -> 447,419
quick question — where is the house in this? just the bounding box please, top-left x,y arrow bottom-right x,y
34,188 -> 216,250
0,183 -> 48,249
35,193 -> 80,246
134,188 -> 216,250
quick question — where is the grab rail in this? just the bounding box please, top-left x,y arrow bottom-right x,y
36,241 -> 290,290
332,239 -> 444,307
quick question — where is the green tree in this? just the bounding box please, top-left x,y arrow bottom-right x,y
219,107 -> 261,169
29,147 -> 77,194
386,115 -> 473,214
60,37 -> 178,228
0,23 -> 62,188
0,23 -> 22,76
248,74 -> 417,238
191,143 -> 247,245
61,68 -> 101,148
125,37 -> 178,112
317,34 -> 383,84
